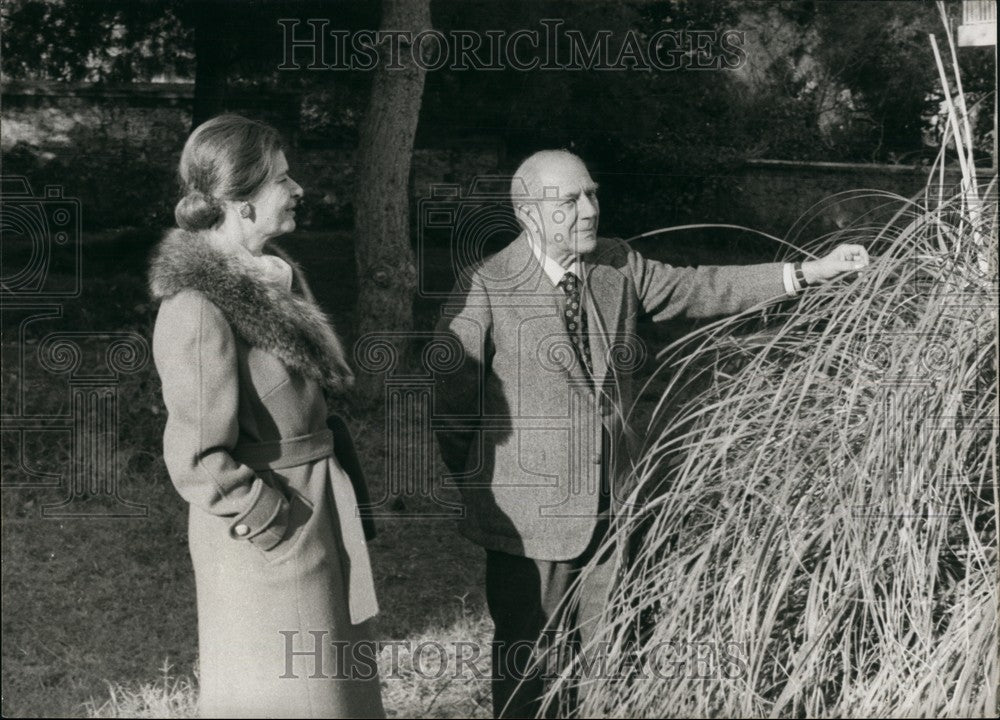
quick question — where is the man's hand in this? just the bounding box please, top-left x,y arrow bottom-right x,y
802,244 -> 870,285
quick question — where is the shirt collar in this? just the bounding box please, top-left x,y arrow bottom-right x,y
524,234 -> 583,288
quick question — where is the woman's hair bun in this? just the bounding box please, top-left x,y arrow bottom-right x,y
175,190 -> 223,231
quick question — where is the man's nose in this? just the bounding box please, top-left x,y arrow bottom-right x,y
577,194 -> 597,220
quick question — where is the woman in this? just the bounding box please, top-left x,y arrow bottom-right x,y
149,114 -> 384,718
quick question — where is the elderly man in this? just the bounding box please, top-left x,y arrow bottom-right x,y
432,149 -> 868,718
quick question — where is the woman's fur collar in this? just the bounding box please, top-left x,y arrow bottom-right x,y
148,227 -> 354,393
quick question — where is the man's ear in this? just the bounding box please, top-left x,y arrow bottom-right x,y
515,201 -> 539,224
513,202 -> 528,225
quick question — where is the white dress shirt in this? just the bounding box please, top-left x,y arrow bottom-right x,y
526,236 -> 583,287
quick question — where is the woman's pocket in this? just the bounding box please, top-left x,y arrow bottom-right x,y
258,479 -> 315,564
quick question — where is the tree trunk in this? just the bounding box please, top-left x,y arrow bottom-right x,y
191,0 -> 229,129
352,0 -> 430,407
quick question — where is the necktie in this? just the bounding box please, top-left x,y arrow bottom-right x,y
558,271 -> 593,379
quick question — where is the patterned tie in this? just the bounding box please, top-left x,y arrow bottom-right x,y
558,271 -> 593,379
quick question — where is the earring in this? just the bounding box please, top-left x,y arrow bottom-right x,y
239,203 -> 255,221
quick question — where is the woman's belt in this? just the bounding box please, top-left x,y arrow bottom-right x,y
232,428 -> 333,470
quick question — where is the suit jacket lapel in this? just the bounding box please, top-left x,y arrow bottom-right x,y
505,235 -> 592,383
582,254 -> 626,390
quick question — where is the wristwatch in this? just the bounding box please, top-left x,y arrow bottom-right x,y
793,261 -> 810,288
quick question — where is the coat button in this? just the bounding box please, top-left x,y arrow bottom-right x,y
233,523 -> 250,537
592,453 -> 602,465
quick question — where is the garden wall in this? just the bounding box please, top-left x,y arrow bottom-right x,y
2,82 -> 969,243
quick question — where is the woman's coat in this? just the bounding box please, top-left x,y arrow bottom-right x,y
149,228 -> 383,719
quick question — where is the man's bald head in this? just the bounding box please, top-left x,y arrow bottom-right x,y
510,149 -> 588,204
509,149 -> 600,264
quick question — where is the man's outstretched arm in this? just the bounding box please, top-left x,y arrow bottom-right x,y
626,242 -> 870,322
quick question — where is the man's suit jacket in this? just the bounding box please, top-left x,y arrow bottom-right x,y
433,233 -> 787,561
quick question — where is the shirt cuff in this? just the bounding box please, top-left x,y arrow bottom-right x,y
782,262 -> 801,297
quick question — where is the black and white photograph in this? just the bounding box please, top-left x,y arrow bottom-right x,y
1,0 -> 997,717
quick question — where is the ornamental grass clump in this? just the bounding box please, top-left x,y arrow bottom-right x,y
543,10 -> 997,718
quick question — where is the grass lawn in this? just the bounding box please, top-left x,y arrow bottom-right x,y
2,405 -> 495,718
1,227 -> 746,717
